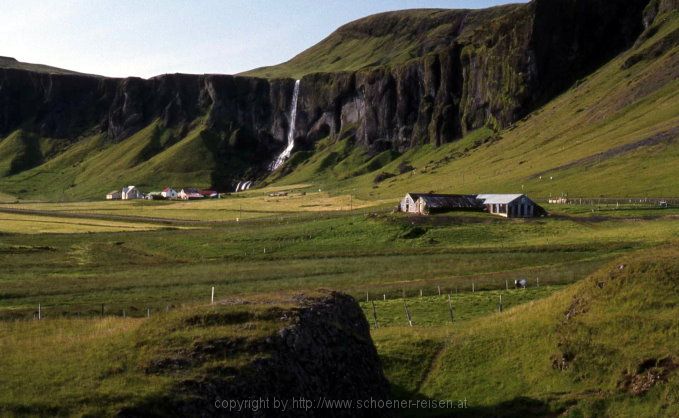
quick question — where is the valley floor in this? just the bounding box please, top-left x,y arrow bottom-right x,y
0,193 -> 677,416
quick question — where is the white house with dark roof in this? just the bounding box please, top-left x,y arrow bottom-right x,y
161,187 -> 178,199
121,186 -> 143,200
476,194 -> 544,218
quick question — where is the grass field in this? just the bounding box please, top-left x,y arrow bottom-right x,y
0,193 -> 677,416
0,212 -> 171,234
2,203 -> 678,318
0,189 -> 388,222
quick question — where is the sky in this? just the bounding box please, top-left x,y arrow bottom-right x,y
1,0 -> 525,78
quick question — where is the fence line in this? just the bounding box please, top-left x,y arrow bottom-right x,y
535,196 -> 679,207
7,274 -> 558,322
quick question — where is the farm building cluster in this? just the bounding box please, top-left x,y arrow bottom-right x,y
106,186 -> 220,201
398,193 -> 546,218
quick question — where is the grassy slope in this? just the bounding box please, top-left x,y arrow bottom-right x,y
242,6 -> 521,79
0,298 -> 297,416
381,245 -> 678,417
0,56 -> 93,76
267,10 -> 679,199
0,122 -> 222,201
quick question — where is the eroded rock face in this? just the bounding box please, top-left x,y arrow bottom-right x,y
120,292 -> 391,418
293,0 -> 649,152
0,0 -> 653,181
0,70 -> 295,144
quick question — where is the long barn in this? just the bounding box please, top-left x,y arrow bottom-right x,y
398,193 -> 483,215
399,193 -> 546,217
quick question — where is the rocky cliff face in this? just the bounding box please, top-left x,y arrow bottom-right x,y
0,69 -> 295,145
0,0 -> 656,187
293,0 -> 650,152
120,292 -> 391,418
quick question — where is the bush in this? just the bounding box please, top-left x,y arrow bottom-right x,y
397,161 -> 414,174
373,172 -> 396,183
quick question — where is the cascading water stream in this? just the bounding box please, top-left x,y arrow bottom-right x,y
271,79 -> 301,170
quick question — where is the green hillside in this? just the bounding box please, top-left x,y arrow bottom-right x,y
0,56 -> 94,76
372,245 -> 679,417
0,122 -> 237,201
266,9 -> 679,198
242,6 -> 522,79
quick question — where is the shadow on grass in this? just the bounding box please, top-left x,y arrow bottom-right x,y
393,384 -> 558,418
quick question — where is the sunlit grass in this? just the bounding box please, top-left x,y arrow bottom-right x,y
0,212 -> 168,234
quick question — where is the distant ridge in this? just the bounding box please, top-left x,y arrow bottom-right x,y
0,56 -> 98,76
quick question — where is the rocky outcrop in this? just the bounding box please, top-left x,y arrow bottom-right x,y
120,292 -> 391,417
643,0 -> 679,28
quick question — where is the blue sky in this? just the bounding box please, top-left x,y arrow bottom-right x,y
1,0 -> 525,78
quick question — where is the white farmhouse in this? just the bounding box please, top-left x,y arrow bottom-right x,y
161,187 -> 178,199
121,185 -> 143,200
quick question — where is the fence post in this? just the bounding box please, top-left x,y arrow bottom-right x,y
371,301 -> 379,329
472,282 -> 475,293
498,294 -> 503,313
536,277 -> 540,288
506,279 -> 508,291
147,308 -> 150,318
447,294 -> 454,323
438,285 -> 441,296
38,303 -> 41,320
366,292 -> 369,302
403,300 -> 413,327
420,289 -> 423,298
383,294 -> 386,301
211,286 -> 215,305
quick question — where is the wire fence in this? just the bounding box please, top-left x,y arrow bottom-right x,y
0,270 -> 573,323
536,196 -> 679,207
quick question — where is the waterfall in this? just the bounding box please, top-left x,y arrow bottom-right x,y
271,79 -> 301,170
234,181 -> 254,192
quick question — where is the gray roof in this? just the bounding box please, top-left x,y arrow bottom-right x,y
477,194 -> 526,204
407,193 -> 483,209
